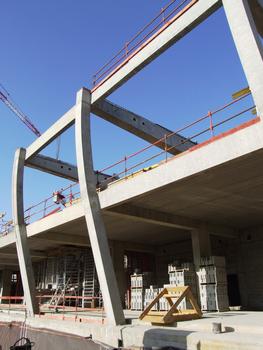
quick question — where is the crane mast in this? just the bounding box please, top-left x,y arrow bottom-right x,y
0,86 -> 41,137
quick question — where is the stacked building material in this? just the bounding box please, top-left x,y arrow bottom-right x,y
159,286 -> 169,311
198,256 -> 229,312
168,262 -> 197,310
144,286 -> 159,311
130,273 -> 152,310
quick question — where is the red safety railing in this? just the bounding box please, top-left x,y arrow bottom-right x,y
96,92 -> 256,189
0,92 -> 257,231
92,0 -> 197,89
0,296 -> 25,314
24,182 -> 80,225
0,295 -> 105,322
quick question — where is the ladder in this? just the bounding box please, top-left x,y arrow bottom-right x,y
82,249 -> 99,308
49,277 -> 71,307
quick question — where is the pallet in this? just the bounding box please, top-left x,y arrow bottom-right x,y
139,286 -> 202,325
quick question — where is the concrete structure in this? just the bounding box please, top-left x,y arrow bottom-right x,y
0,0 -> 262,336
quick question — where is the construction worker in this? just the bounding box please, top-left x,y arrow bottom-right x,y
53,190 -> 66,207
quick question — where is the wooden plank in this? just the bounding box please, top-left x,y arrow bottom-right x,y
139,285 -> 202,325
139,288 -> 167,320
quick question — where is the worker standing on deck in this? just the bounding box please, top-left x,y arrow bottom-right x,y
53,190 -> 66,207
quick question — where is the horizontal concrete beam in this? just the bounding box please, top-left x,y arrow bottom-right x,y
26,154 -> 78,181
24,1 -> 221,160
0,262 -> 19,267
0,248 -> 47,259
25,106 -> 75,161
25,154 -> 117,184
92,100 -> 195,155
34,232 -> 89,247
106,204 -> 237,238
91,0 -> 221,103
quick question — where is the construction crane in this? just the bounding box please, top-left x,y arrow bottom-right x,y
0,83 -> 41,137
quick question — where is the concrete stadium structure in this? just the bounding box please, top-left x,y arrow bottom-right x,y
0,1 -> 262,344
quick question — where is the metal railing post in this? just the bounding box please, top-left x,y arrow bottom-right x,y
208,111 -> 214,137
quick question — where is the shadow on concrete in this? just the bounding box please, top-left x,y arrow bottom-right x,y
0,322 -> 104,350
142,328 -> 195,349
223,326 -> 235,333
199,312 -> 247,319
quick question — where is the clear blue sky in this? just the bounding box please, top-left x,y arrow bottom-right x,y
0,1 -> 252,220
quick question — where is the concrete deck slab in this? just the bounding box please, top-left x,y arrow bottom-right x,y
1,120 -> 263,263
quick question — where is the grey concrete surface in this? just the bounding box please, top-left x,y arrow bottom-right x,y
12,148 -> 39,316
92,99 -> 195,155
0,311 -> 263,349
75,88 -> 125,325
223,0 -> 263,117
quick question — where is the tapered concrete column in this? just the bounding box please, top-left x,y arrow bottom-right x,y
223,0 -> 263,117
191,227 -> 211,269
75,88 -> 125,325
12,148 -> 39,316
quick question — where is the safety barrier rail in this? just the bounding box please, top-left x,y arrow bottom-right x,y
37,295 -> 103,312
0,92 -> 257,231
0,296 -> 26,314
96,92 -> 256,190
23,182 -> 81,225
0,295 -> 105,322
92,0 -> 196,89
0,221 -> 14,236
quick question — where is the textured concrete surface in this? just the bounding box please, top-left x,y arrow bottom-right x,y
0,311 -> 263,349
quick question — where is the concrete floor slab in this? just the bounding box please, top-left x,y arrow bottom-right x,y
0,311 -> 263,349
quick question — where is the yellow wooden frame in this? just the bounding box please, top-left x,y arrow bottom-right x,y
139,286 -> 202,325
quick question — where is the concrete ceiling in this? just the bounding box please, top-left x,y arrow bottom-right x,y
120,149 -> 263,228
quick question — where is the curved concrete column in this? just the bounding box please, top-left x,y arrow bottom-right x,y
75,88 -> 125,325
12,148 -> 39,316
223,0 -> 263,117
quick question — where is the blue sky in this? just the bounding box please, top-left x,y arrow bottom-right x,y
0,1 -> 253,220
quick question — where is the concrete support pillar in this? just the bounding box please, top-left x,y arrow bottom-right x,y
75,88 -> 125,325
113,241 -> 126,307
191,227 -> 211,269
222,0 -> 263,117
0,270 -> 12,303
12,148 -> 39,316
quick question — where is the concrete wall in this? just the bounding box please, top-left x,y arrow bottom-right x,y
155,239 -> 193,286
212,230 -> 263,311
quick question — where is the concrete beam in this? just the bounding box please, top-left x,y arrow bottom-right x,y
92,99 -> 195,155
0,263 -> 19,268
75,88 -> 125,325
26,154 -> 78,181
0,248 -> 47,259
106,204 -> 236,238
25,154 -> 117,185
91,0 -> 221,103
12,148 -> 39,316
34,232 -> 89,247
24,1 -> 220,161
25,106 -> 75,161
223,0 -> 263,117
